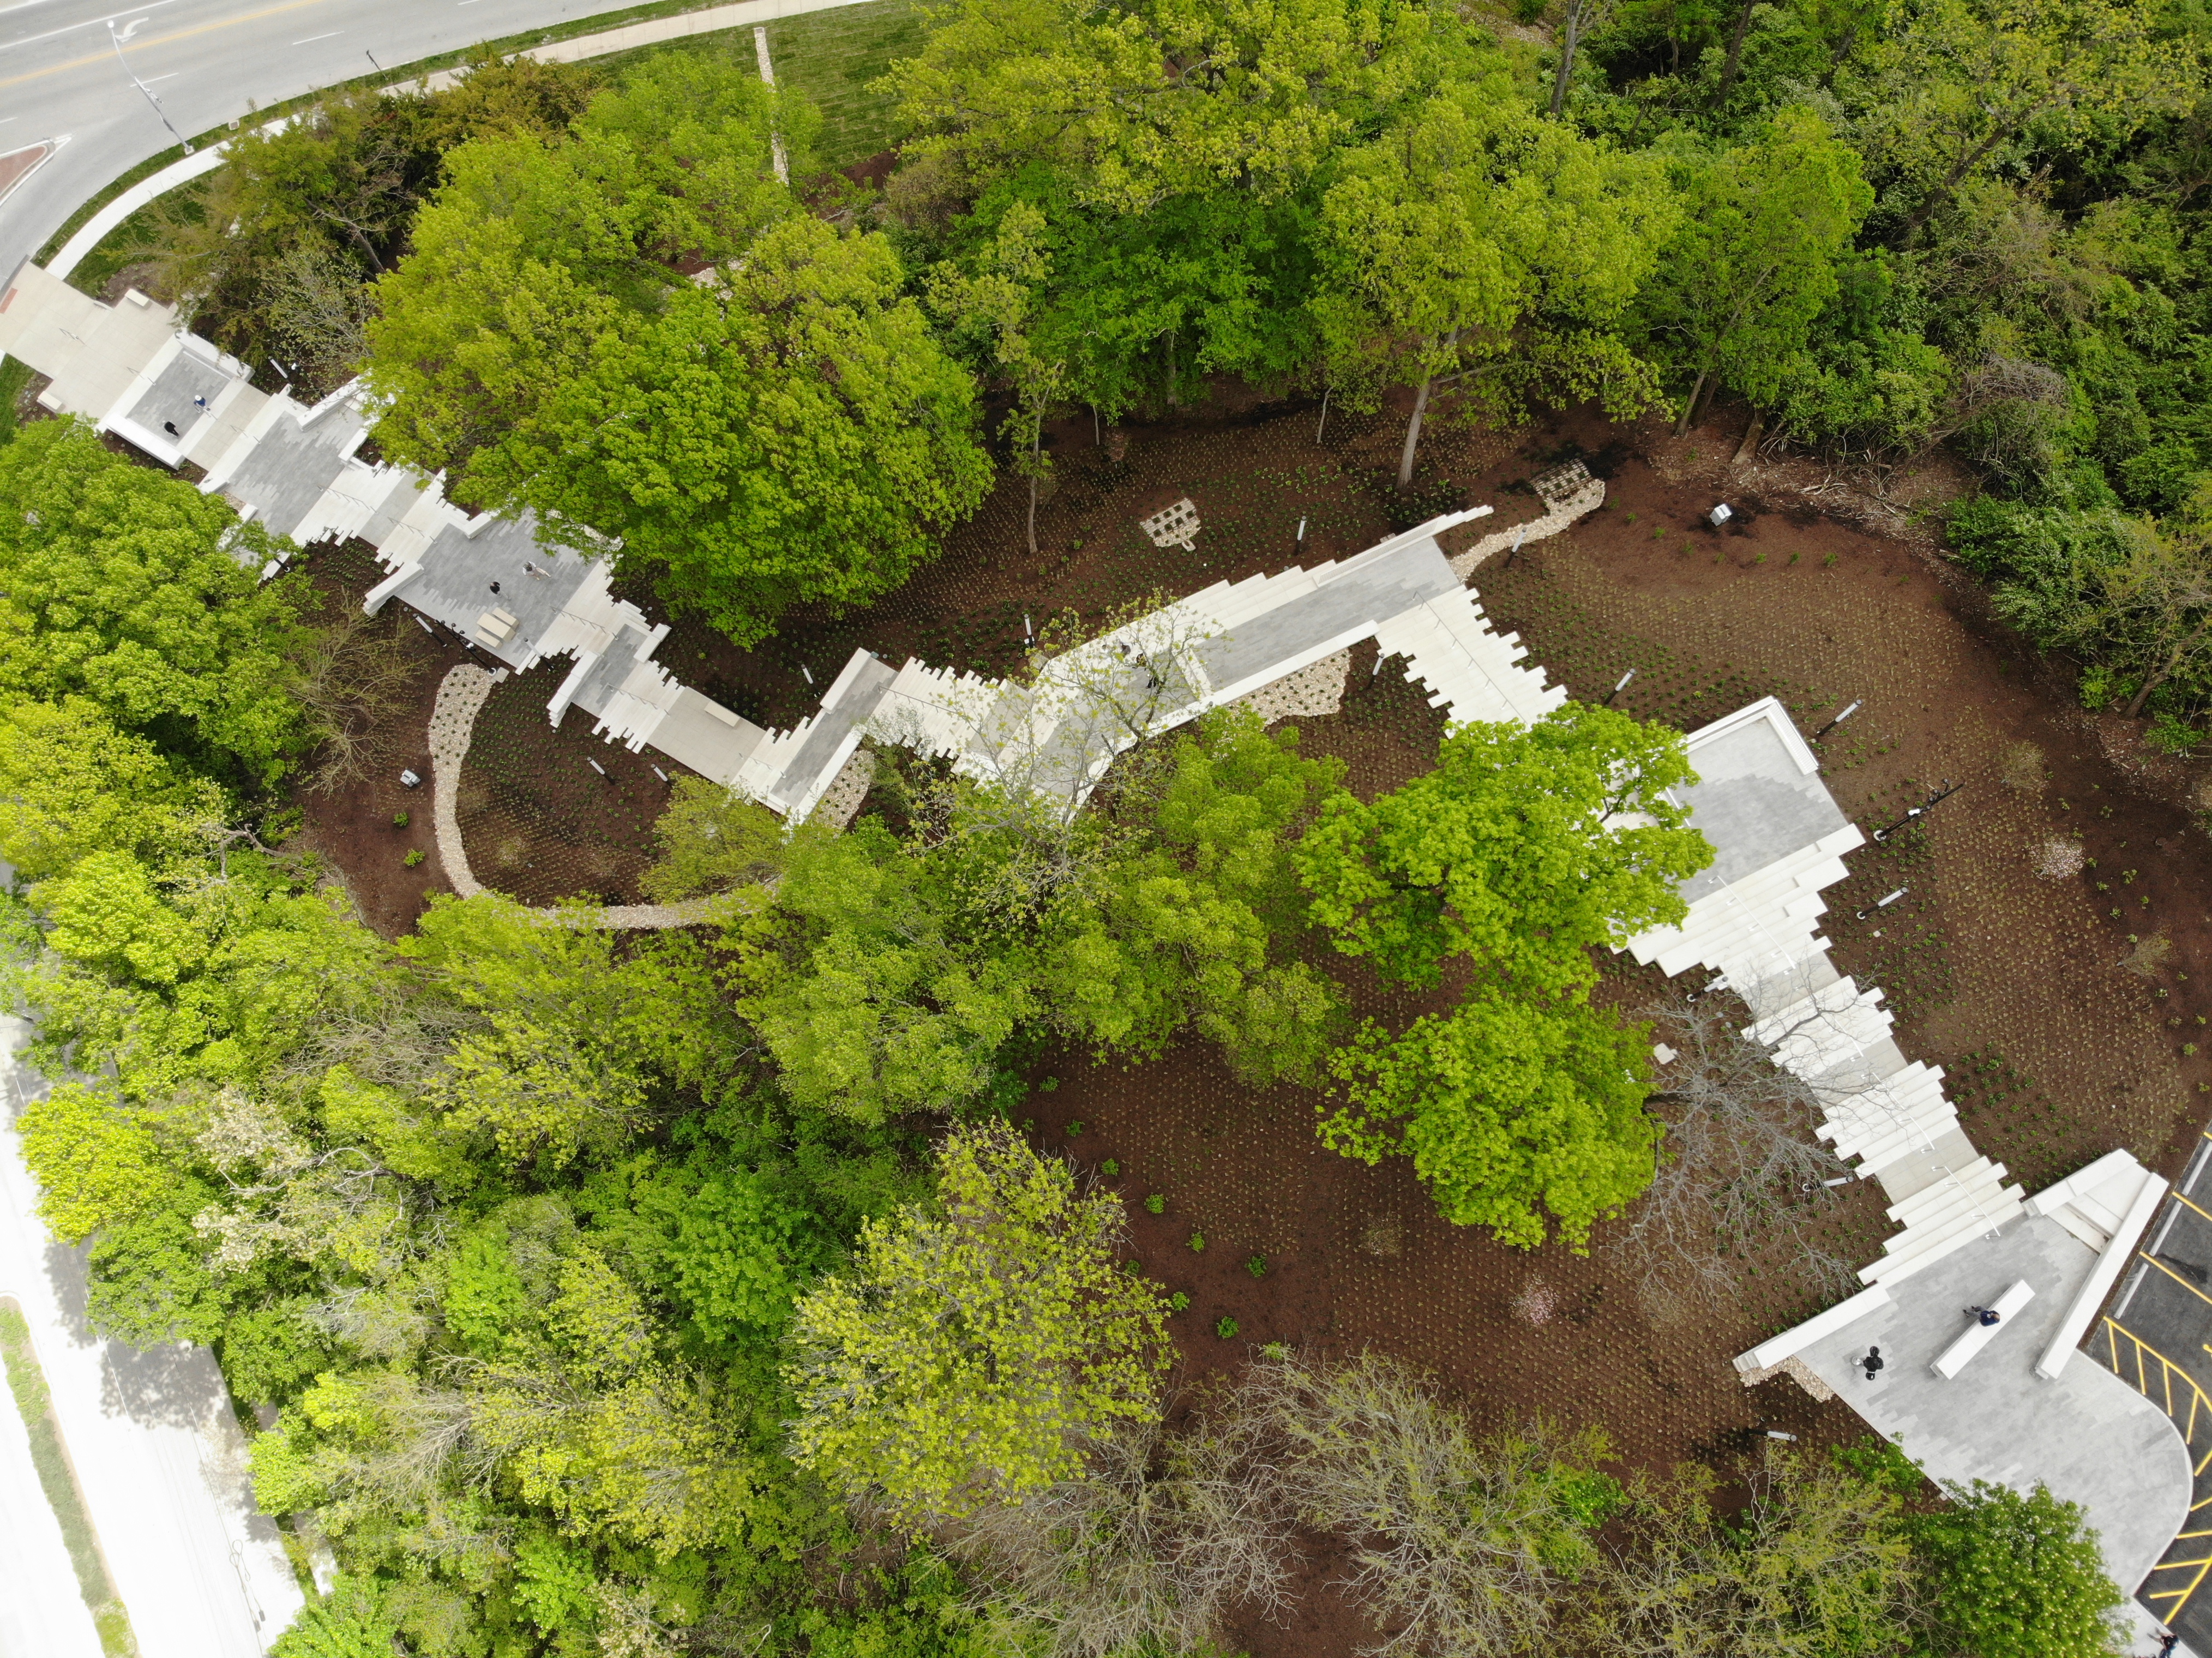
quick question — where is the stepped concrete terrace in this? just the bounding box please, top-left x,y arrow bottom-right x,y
2,260 -> 2190,1635
0,260 -> 1567,820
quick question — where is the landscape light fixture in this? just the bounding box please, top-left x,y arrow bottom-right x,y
109,20 -> 193,154
1708,503 -> 1733,528
1812,698 -> 1862,740
1603,667 -> 1636,706
399,769 -> 422,788
1871,780 -> 1962,843
800,663 -> 814,686
1855,885 -> 1908,921
1501,525 -> 1530,569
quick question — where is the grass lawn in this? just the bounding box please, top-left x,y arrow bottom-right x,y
600,0 -> 925,167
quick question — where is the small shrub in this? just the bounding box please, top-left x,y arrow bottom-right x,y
1145,1193 -> 1165,1215
2150,710 -> 2199,754
2030,836 -> 2085,881
392,809 -> 410,827
1065,1120 -> 1084,1137
1038,1077 -> 1059,1092
1101,1158 -> 1121,1178
1215,1316 -> 1240,1339
1189,1231 -> 1207,1252
402,848 -> 425,867
1168,1291 -> 1190,1312
1361,1214 -> 1404,1256
1510,1276 -> 1563,1326
2125,933 -> 2174,977
1999,742 -> 2046,792
1246,1254 -> 1269,1279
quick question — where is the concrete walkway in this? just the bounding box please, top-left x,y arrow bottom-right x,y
0,1016 -> 304,1658
39,0 -> 878,281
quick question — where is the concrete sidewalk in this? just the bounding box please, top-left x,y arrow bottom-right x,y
0,1015 -> 305,1658
49,0 -> 876,279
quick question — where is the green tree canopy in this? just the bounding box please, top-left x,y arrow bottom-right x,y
1640,107 -> 1874,432
0,420 -> 307,784
1910,1479 -> 2125,1658
1328,988 -> 1659,1248
1313,82 -> 1679,485
882,0 -> 1481,213
1295,704 -> 1712,994
784,1120 -> 1170,1528
366,59 -> 989,642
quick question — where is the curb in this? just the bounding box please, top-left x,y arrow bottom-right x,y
49,0 -> 873,280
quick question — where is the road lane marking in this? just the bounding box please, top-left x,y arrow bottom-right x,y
0,0 -> 328,87
1,0 -> 179,53
291,26 -> 336,39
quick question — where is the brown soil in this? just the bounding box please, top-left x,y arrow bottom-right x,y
287,540 -> 469,936
284,389 -> 2212,1652
454,656 -> 693,908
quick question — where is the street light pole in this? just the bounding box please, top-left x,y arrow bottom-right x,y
110,22 -> 194,155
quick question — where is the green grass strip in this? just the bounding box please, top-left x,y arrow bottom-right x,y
34,0 -> 773,268
0,1300 -> 138,1657
47,0 -> 928,293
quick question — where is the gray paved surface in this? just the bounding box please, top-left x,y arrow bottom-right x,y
2101,1132 -> 2212,1644
0,0 -> 658,279
1794,1210 -> 2194,1597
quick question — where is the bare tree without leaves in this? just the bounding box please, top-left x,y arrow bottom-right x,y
264,245 -> 378,401
945,1390 -> 1297,1658
1252,1351 -> 1614,1658
1609,989 -> 1858,1308
287,595 -> 419,794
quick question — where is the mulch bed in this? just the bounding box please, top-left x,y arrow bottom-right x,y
288,392 -> 2212,1654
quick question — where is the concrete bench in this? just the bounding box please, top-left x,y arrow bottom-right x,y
1932,1279 -> 2036,1379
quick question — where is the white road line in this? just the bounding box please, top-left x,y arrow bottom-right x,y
140,69 -> 177,81
1,0 -> 178,52
291,26 -> 337,39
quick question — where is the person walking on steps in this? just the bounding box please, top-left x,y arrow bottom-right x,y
1970,1305 -> 2001,1327
1861,1346 -> 1885,1381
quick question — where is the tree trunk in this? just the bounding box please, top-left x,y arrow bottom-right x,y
1732,407 -> 1765,466
1714,0 -> 1757,110
1026,424 -> 1042,555
1550,0 -> 1584,117
1674,370 -> 1709,438
2125,670 -> 2168,720
1398,372 -> 1434,489
1898,125 -> 2017,247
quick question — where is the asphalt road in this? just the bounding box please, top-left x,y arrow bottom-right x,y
0,0 -> 653,277
2097,1132 -> 2212,1654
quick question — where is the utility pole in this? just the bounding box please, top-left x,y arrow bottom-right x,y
110,20 -> 193,154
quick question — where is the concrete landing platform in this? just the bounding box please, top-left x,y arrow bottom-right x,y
1788,1210 -> 2192,1596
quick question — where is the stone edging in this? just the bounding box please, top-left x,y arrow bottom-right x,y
428,662 -> 712,932
1450,480 -> 1607,578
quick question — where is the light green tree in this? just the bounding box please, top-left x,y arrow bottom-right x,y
1294,705 -> 1711,995
1327,989 -> 1660,1249
1312,86 -> 1678,486
0,420 -> 306,783
930,200 -> 1069,557
1851,0 -> 2201,246
0,698 -> 223,880
1910,1480 -> 2125,1658
784,1120 -> 1169,1528
1642,109 -> 1874,435
367,67 -> 989,643
881,0 -> 1477,213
